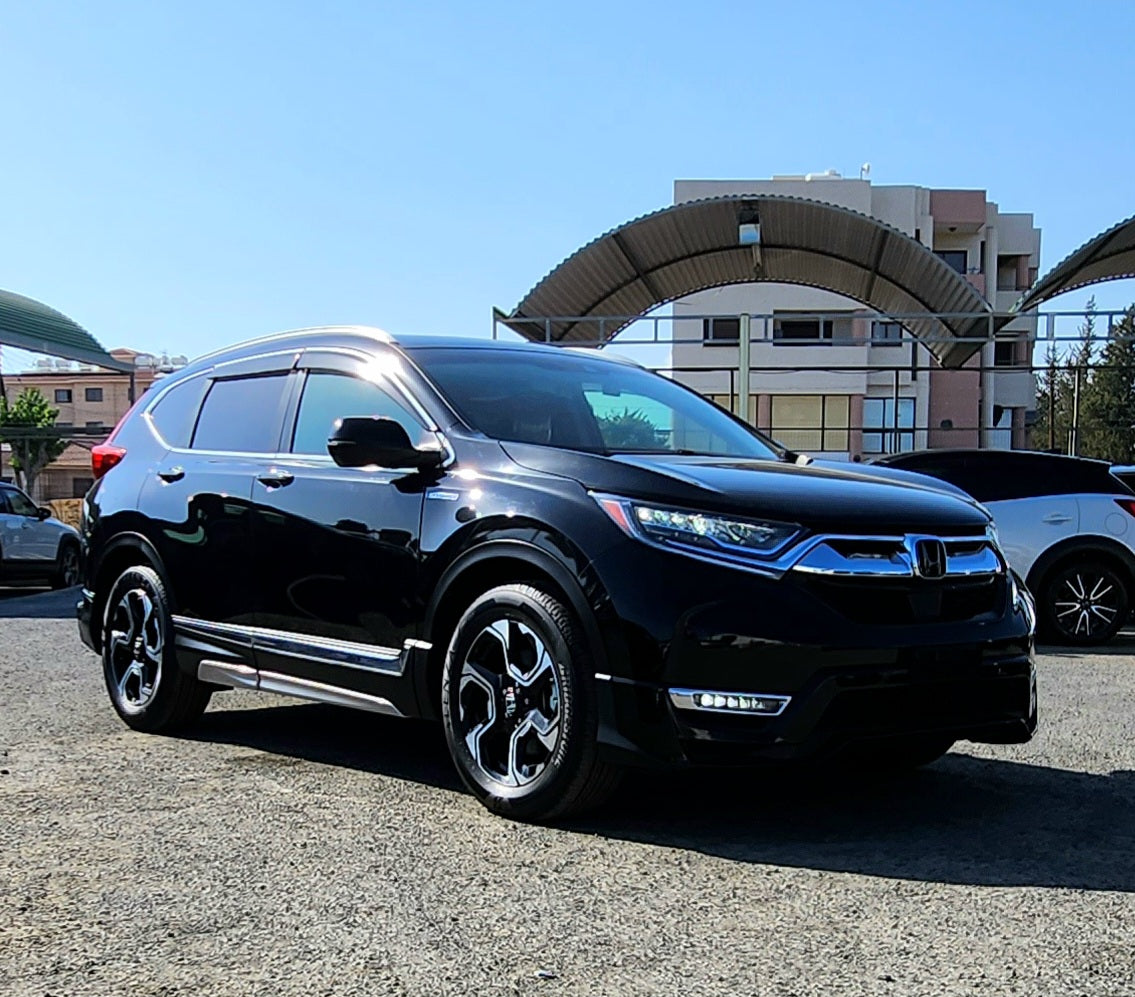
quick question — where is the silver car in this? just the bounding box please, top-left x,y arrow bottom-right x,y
0,483 -> 81,589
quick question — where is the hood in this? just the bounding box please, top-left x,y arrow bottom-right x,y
501,443 -> 990,534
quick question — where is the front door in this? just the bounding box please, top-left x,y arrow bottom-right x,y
250,357 -> 429,698
0,487 -> 53,565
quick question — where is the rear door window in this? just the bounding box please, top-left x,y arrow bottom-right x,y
191,374 -> 290,453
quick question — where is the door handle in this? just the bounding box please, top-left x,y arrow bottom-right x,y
1042,513 -> 1071,525
158,467 -> 185,483
257,469 -> 295,489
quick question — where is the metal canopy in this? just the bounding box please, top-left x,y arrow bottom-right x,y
505,195 -> 997,368
0,288 -> 131,372
1014,213 -> 1135,312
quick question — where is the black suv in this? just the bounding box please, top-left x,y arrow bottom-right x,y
78,327 -> 1037,820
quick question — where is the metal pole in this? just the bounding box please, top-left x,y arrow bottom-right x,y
1071,365 -> 1081,456
892,368 -> 900,453
737,314 -> 751,422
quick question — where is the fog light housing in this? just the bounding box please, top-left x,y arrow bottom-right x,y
669,688 -> 790,716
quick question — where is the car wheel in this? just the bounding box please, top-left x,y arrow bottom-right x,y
1039,559 -> 1129,645
51,540 -> 82,589
101,564 -> 211,732
441,583 -> 621,821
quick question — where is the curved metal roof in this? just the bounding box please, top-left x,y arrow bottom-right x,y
505,195 -> 997,368
0,288 -> 130,371
1014,213 -> 1135,312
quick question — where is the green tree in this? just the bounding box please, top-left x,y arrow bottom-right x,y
595,408 -> 660,449
1031,296 -> 1096,453
1080,308 -> 1135,463
0,387 -> 68,496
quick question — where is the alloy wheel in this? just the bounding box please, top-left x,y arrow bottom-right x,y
457,618 -> 563,788
106,587 -> 164,713
60,547 -> 81,587
1051,567 -> 1123,640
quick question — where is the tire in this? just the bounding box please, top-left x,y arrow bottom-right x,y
51,539 -> 82,590
100,564 -> 211,732
441,583 -> 621,822
1038,558 -> 1129,645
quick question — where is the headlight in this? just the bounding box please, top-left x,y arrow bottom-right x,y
595,495 -> 801,560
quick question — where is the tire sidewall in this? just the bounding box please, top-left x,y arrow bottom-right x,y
54,539 -> 81,588
101,564 -> 177,729
441,585 -> 595,818
1041,560 -> 1128,645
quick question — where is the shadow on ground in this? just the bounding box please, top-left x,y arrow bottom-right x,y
0,586 -> 77,618
1039,629 -> 1135,658
188,698 -> 1135,893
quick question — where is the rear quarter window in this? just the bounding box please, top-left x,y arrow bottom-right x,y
148,376 -> 210,448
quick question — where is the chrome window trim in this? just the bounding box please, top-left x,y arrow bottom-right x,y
173,616 -> 407,675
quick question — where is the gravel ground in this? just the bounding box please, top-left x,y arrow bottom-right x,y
1,588 -> 1134,996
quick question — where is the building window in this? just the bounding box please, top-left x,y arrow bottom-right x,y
770,395 -> 849,452
71,477 -> 94,499
997,255 -> 1028,291
863,398 -> 915,454
54,389 -> 73,403
702,317 -> 740,344
871,321 -> 903,346
994,340 -> 1020,367
934,250 -> 968,274
85,387 -> 103,402
85,421 -> 104,430
773,317 -> 835,345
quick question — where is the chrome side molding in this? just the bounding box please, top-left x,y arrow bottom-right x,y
197,659 -> 403,717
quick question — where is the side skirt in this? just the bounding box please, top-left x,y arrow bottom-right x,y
197,660 -> 403,717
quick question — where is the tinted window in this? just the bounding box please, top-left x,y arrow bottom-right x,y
0,490 -> 9,514
149,376 -> 210,448
411,347 -> 779,459
191,374 -> 288,453
291,372 -> 423,455
5,488 -> 39,517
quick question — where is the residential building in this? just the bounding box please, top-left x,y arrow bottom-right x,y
0,348 -> 187,499
670,174 -> 1041,459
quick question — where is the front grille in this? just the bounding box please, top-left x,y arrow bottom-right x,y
802,574 -> 1005,625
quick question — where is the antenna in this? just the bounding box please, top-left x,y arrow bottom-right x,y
860,162 -> 871,180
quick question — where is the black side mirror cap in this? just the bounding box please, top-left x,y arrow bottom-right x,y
327,416 -> 443,470
37,506 -> 52,520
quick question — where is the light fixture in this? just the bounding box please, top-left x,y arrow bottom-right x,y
669,688 -> 791,716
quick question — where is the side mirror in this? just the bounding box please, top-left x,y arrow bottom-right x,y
327,417 -> 443,470
36,506 -> 52,521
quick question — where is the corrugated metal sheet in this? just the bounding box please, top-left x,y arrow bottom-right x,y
0,288 -> 130,371
1015,214 -> 1135,312
506,195 -> 1000,368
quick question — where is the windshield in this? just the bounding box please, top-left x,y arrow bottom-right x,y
409,347 -> 780,460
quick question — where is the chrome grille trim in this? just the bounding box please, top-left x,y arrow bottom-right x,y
790,534 -> 1003,579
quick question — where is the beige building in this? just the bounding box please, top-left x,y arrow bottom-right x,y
1,348 -> 186,500
670,174 -> 1041,458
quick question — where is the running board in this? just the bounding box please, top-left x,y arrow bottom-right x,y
197,660 -> 403,717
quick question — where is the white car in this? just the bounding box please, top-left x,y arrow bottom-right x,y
874,450 -> 1135,645
0,483 -> 82,589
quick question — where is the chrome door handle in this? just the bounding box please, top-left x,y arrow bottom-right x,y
158,467 -> 185,483
257,469 -> 295,489
1042,513 -> 1071,525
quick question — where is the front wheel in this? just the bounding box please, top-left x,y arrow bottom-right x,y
51,540 -> 82,589
441,584 -> 621,822
101,564 -> 211,732
1039,559 -> 1129,645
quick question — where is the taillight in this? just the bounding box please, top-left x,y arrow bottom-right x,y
1115,498 -> 1135,518
92,443 -> 127,480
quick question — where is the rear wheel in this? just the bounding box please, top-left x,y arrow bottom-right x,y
101,564 -> 211,732
51,540 -> 81,589
1039,559 -> 1129,645
441,583 -> 621,821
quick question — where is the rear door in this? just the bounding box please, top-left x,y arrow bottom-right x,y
138,360 -> 292,629
249,350 -> 430,699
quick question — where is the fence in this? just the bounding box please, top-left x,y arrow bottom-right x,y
492,306 -> 1133,462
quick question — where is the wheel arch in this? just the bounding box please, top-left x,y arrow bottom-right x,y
412,539 -> 610,720
87,533 -> 170,651
1025,534 -> 1135,597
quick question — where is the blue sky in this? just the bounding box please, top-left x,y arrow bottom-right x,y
1,0 -> 1133,370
